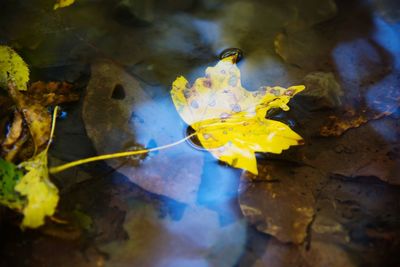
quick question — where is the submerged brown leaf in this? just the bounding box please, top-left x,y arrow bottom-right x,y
8,82 -> 51,153
2,110 -> 23,148
1,110 -> 30,162
29,81 -> 79,106
239,161 -> 322,244
320,108 -> 393,137
3,81 -> 80,158
83,60 -> 203,204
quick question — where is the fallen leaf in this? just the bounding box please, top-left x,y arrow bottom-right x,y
239,161 -> 321,244
320,112 -> 369,136
16,149 -> 59,228
8,82 -> 51,153
6,81 -> 79,155
0,45 -> 29,91
0,107 -> 60,228
28,81 -> 79,106
300,72 -> 343,111
171,55 -> 304,174
54,0 -> 75,10
302,116 -> 400,184
14,107 -> 60,228
2,130 -> 29,162
1,110 -> 24,148
0,158 -> 24,210
320,106 -> 397,137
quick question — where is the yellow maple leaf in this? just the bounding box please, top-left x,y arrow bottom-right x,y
54,0 -> 75,10
171,55 -> 305,174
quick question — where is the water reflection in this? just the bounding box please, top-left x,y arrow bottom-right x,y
101,197 -> 246,267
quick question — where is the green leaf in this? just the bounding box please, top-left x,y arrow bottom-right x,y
0,158 -> 25,210
0,45 -> 30,91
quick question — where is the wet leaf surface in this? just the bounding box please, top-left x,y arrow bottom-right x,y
303,117 -> 400,185
239,164 -> 400,266
0,45 -> 29,91
28,81 -> 79,107
171,55 -> 304,174
8,82 -> 52,153
1,110 -> 28,162
16,149 -> 59,228
3,80 -> 80,160
239,161 -> 323,244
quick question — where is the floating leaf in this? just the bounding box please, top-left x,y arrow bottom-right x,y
0,45 -> 29,91
171,55 -> 304,174
0,158 -> 24,210
54,0 -> 75,10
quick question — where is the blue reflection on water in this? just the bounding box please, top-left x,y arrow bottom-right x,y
333,15 -> 400,141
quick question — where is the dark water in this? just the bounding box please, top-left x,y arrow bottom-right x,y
1,0 -> 400,266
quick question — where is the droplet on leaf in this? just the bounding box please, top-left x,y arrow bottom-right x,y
171,54 -> 305,174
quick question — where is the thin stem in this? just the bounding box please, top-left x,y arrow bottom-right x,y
49,133 -> 197,174
46,106 -> 59,153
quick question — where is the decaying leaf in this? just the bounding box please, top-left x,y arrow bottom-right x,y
239,161 -> 321,244
320,113 -> 369,137
304,117 -> 400,185
0,107 -> 60,228
320,108 -> 396,137
171,55 -> 304,174
14,107 -> 60,228
16,149 -> 59,228
8,82 -> 51,153
1,110 -> 26,162
0,45 -> 29,91
54,0 -> 75,10
28,81 -> 79,106
2,110 -> 24,149
5,81 -> 79,156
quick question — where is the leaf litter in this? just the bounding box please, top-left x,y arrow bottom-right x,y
0,1 -> 396,266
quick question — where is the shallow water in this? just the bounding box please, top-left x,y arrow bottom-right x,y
1,0 -> 400,266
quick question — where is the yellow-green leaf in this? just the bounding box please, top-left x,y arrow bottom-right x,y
16,149 -> 59,228
171,55 -> 305,174
54,0 -> 75,10
14,107 -> 60,229
0,45 -> 29,91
